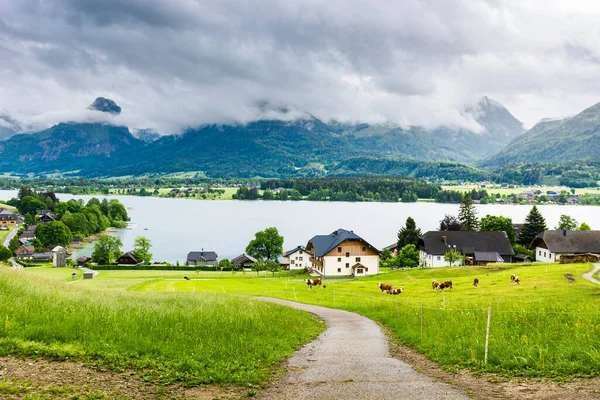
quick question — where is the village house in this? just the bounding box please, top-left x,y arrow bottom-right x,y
186,250 -> 218,266
36,210 -> 57,223
306,228 -> 380,277
531,230 -> 600,262
383,243 -> 399,257
15,245 -> 34,257
116,252 -> 142,266
418,231 -> 514,267
231,253 -> 257,269
76,256 -> 93,266
282,246 -> 313,270
0,208 -> 17,225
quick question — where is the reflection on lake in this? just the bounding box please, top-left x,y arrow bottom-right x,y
0,190 -> 597,263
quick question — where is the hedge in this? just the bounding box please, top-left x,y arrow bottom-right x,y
91,265 -> 234,271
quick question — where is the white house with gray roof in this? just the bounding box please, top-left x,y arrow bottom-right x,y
186,251 -> 218,266
282,246 -> 313,270
531,230 -> 600,262
306,228 -> 380,277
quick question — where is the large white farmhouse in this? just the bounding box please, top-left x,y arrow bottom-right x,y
531,230 -> 600,262
282,246 -> 313,270
306,228 -> 380,277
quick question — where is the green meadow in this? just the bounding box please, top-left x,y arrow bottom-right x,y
8,262 -> 600,381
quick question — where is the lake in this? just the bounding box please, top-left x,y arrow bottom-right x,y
0,190 -> 597,263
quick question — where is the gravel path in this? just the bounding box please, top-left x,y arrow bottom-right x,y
582,264 -> 600,285
256,298 -> 468,400
3,227 -> 20,268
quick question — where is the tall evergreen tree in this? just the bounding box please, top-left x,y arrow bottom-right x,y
458,193 -> 479,231
397,217 -> 422,249
517,206 -> 548,245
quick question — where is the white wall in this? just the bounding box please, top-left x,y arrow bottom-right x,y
535,247 -> 558,262
322,254 -> 379,276
420,250 -> 464,268
287,249 -> 312,269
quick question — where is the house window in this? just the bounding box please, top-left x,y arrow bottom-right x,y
544,251 -> 547,257
437,256 -> 441,261
362,246 -> 366,251
539,250 -> 541,256
345,263 -> 349,268
338,257 -> 341,262
337,268 -> 341,272
291,260 -> 295,265
346,252 -> 350,257
355,257 -> 361,262
299,257 -> 303,261
338,247 -> 342,253
300,251 -> 303,254
357,268 -> 363,274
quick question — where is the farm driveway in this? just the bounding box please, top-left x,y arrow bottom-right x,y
583,264 -> 600,285
256,298 -> 468,400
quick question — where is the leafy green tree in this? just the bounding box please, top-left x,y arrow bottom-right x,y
397,244 -> 420,268
262,190 -> 274,200
439,214 -> 462,231
397,217 -> 422,249
555,214 -> 578,230
380,248 -> 393,267
480,215 -> 516,246
91,235 -> 123,265
245,227 -> 284,262
266,260 -> 281,276
400,190 -> 418,203
558,191 -> 568,204
0,245 -> 12,261
19,196 -> 47,216
517,206 -> 548,246
108,199 -> 129,222
251,261 -> 266,275
219,258 -> 233,269
61,212 -> 90,236
578,222 -> 592,231
8,236 -> 20,254
513,244 -> 534,258
132,236 -> 152,264
458,193 -> 479,231
35,221 -> 73,247
444,249 -> 464,266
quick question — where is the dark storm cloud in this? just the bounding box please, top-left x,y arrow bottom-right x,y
1,0 -> 600,132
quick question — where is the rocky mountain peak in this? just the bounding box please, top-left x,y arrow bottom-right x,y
88,97 -> 122,115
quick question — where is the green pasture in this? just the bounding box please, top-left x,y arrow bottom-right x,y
0,225 -> 16,243
0,266 -> 324,386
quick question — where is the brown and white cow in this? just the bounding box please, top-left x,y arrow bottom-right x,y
377,282 -> 394,293
306,279 -> 322,289
387,288 -> 403,295
439,280 -> 453,291
473,278 -> 479,288
432,280 -> 441,290
511,274 -> 520,284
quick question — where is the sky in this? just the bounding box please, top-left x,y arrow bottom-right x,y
2,0 -> 600,134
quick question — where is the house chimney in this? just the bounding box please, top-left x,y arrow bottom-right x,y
563,230 -> 567,236
443,235 -> 447,244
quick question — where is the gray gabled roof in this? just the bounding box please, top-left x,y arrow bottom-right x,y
283,246 -> 311,257
418,231 -> 514,256
307,228 -> 380,257
474,251 -> 504,262
187,251 -> 218,262
117,251 -> 141,264
531,230 -> 600,253
231,253 -> 257,264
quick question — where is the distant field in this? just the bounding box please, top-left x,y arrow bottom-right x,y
442,184 -> 600,196
0,266 -> 324,386
0,225 -> 16,243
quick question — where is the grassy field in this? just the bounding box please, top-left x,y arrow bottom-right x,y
0,225 -> 16,244
0,266 -> 324,386
13,262 -> 600,380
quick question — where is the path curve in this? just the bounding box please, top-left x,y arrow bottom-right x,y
256,298 -> 468,400
3,227 -> 20,268
582,264 -> 600,285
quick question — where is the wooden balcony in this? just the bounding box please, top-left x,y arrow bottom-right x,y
310,257 -> 323,267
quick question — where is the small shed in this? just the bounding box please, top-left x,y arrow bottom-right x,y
52,246 -> 68,267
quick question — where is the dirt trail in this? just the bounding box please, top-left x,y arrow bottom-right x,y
582,264 -> 600,285
256,297 -> 468,400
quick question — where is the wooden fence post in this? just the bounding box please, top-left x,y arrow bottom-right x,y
485,307 -> 491,365
420,304 -> 424,340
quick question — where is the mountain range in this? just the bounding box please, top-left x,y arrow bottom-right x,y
0,96 -> 597,178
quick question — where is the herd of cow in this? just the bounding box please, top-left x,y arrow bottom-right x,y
307,274 -> 522,293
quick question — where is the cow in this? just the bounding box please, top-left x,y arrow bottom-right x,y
387,288 -> 403,295
377,282 -> 394,293
473,278 -> 479,288
439,280 -> 453,291
306,279 -> 322,289
432,280 -> 441,290
511,274 -> 520,284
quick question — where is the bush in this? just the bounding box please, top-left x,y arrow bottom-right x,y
92,265 -> 233,271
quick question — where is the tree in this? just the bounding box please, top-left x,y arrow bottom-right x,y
480,215 -> 516,246
458,193 -> 479,231
380,248 -> 393,267
439,214 -> 462,231
396,244 -> 420,268
219,258 -> 233,269
578,222 -> 592,231
444,249 -> 464,266
266,260 -> 281,276
517,206 -> 547,246
8,236 -> 20,255
555,214 -> 578,230
19,196 -> 47,216
0,245 -> 11,261
245,227 -> 284,262
397,217 -> 422,250
91,235 -> 123,265
132,236 -> 152,264
35,221 -> 73,247
251,261 -> 266,275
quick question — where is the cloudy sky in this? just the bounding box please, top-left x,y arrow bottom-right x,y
2,0 -> 600,133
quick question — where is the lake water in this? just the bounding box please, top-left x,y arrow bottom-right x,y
0,190 -> 597,263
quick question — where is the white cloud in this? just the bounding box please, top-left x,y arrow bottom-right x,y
1,0 -> 600,133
